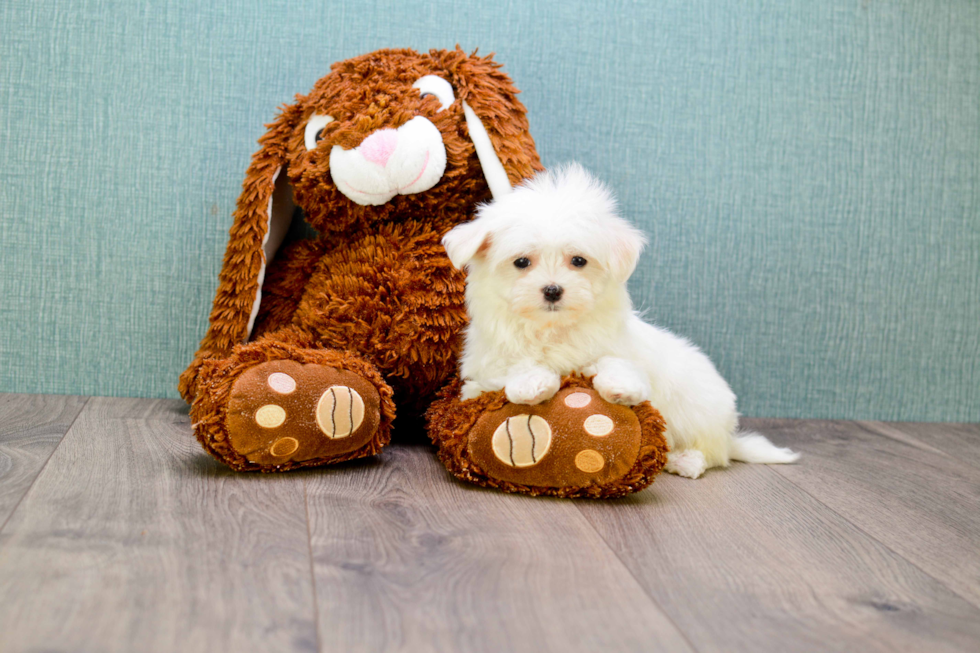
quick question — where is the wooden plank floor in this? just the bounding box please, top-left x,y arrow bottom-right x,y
0,394 -> 977,652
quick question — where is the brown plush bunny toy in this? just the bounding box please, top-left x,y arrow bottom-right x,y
181,47 -> 668,497
180,48 -> 541,471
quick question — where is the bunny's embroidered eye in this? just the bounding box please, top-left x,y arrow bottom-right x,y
412,75 -> 455,112
304,114 -> 335,151
514,257 -> 531,269
571,256 -> 588,268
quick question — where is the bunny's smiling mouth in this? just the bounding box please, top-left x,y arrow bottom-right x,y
338,150 -> 431,198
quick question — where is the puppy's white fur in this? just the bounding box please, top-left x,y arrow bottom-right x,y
443,163 -> 799,478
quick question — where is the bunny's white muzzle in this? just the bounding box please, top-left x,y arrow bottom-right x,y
329,116 -> 447,206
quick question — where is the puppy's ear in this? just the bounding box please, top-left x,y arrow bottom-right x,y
443,219 -> 492,270
192,101 -> 303,358
606,219 -> 648,283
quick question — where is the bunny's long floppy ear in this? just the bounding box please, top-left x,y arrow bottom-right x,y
462,102 -> 511,200
193,103 -> 301,359
454,51 -> 543,196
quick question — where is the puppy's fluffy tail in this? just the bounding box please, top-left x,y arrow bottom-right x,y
730,431 -> 800,464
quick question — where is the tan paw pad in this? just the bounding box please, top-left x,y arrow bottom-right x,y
575,449 -> 605,473
583,414 -> 614,436
255,404 -> 286,428
491,415 -> 552,467
315,386 -> 365,439
267,372 -> 296,394
564,392 -> 592,408
270,437 -> 299,457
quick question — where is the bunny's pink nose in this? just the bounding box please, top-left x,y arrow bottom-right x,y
359,129 -> 398,167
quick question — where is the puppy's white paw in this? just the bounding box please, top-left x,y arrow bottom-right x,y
665,449 -> 708,479
505,369 -> 560,405
593,373 -> 650,406
460,381 -> 486,401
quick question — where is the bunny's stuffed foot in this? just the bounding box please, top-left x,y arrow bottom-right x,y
225,360 -> 386,467
426,376 -> 669,499
190,344 -> 394,472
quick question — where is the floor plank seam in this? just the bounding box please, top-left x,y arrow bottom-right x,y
852,421 -> 956,463
572,500 -> 702,653
762,463 -> 980,613
0,396 -> 90,536
303,477 -> 323,653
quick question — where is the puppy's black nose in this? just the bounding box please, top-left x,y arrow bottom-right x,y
542,284 -> 563,303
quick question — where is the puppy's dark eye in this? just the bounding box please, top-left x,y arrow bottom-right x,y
315,129 -> 326,143
514,257 -> 531,269
420,92 -> 435,101
571,256 -> 588,268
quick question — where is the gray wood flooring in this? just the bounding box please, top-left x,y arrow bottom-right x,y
0,394 -> 977,652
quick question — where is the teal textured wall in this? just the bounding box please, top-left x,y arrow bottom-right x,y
1,0 -> 977,421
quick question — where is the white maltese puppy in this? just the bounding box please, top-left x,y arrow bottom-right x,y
442,163 -> 799,478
